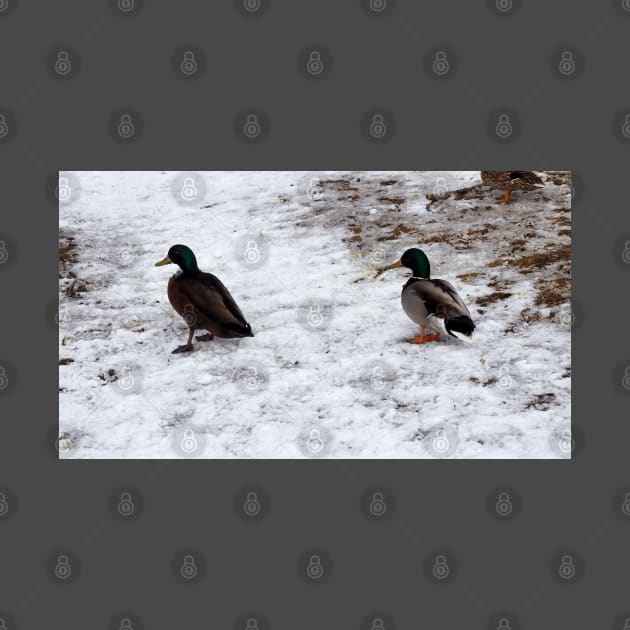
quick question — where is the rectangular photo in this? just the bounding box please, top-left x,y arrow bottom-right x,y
58,171 -> 571,459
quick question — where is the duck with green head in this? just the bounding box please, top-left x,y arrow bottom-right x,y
377,248 -> 475,344
155,244 -> 254,353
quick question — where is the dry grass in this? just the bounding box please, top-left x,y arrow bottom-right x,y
535,276 -> 570,307
476,291 -> 513,307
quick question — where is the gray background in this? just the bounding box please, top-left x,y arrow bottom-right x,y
1,0 -> 629,628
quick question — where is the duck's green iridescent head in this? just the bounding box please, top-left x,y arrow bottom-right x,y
383,248 -> 431,279
155,244 -> 199,273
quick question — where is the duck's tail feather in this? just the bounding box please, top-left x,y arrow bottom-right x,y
446,316 -> 475,342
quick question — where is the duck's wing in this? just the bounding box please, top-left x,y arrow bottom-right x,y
176,272 -> 251,330
409,278 -> 472,319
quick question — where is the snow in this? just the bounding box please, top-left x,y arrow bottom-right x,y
58,171 -> 571,459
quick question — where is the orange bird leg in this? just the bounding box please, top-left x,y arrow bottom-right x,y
408,325 -> 441,344
501,189 -> 511,204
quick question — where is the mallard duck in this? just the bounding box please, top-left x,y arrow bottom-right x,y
155,244 -> 253,353
378,248 -> 475,344
481,171 -> 544,204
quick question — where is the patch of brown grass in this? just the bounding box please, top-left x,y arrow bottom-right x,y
535,276 -> 570,307
552,215 -> 571,226
322,179 -> 358,192
377,224 -> 416,241
476,291 -> 512,307
508,245 -> 571,273
377,196 -> 406,205
457,272 -> 482,282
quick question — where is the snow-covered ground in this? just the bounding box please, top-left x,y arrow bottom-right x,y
58,171 -> 571,459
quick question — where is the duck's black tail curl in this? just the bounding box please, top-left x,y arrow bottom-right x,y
446,315 -> 475,338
